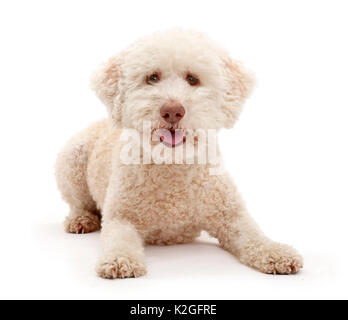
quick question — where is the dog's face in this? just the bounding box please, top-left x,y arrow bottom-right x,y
92,30 -> 254,146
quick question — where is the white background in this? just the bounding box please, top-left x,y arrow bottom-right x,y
0,0 -> 347,300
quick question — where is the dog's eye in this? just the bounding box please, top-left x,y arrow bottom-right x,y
186,74 -> 200,86
146,73 -> 160,84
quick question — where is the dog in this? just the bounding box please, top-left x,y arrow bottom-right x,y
55,29 -> 303,279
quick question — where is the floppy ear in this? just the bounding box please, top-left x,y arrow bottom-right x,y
221,56 -> 255,128
90,54 -> 123,127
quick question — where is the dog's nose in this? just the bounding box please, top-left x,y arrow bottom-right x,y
160,101 -> 185,124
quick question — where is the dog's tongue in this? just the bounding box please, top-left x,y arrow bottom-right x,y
159,129 -> 185,147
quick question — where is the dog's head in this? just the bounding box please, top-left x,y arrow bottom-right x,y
91,30 -> 254,146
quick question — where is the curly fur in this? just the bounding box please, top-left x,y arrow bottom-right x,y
55,29 -> 303,279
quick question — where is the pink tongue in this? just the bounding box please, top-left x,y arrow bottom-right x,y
159,129 -> 185,147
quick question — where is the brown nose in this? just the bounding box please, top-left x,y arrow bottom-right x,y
160,101 -> 185,124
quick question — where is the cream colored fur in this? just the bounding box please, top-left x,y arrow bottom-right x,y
55,30 -> 303,279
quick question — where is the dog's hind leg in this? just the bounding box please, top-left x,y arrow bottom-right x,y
55,128 -> 101,234
64,207 -> 100,234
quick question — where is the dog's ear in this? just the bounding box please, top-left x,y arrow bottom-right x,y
90,54 -> 123,127
221,56 -> 255,128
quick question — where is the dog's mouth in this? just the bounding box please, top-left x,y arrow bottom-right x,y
154,128 -> 186,148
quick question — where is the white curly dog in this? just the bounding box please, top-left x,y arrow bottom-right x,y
55,30 -> 303,279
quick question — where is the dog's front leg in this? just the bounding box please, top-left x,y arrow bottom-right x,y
204,179 -> 303,274
96,218 -> 146,279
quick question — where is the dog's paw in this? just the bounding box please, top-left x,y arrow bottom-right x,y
96,256 -> 147,279
64,214 -> 100,234
243,242 -> 303,275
